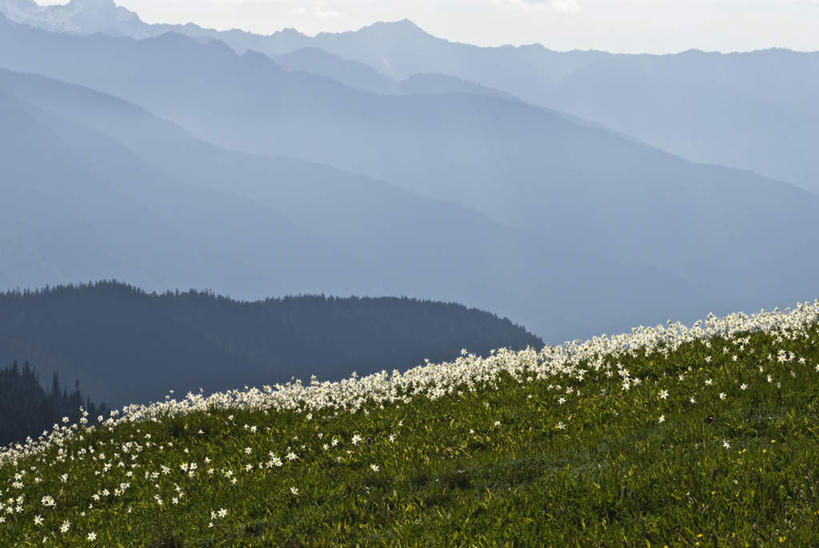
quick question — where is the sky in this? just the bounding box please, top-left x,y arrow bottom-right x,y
40,0 -> 819,53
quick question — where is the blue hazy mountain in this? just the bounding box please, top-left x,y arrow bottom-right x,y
274,46 -> 397,94
2,18 -> 819,343
537,50 -> 819,192
2,17 -> 817,316
0,82 -> 367,296
4,4 -> 816,189
0,66 -> 717,342
275,47 -> 518,100
255,20 -> 819,193
265,22 -> 819,194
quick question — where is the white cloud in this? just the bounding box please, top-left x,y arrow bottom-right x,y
313,4 -> 341,17
550,0 -> 581,12
492,0 -> 581,12
292,2 -> 340,18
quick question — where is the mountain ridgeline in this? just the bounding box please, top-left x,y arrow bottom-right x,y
0,62 -> 725,344
1,21 -> 819,343
0,5 -> 816,544
1,3 -> 816,192
0,282 -> 543,408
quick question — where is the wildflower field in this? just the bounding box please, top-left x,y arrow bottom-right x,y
1,303 -> 818,546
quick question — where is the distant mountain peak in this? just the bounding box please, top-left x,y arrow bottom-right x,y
0,0 -> 143,35
323,18 -> 430,40
365,18 -> 427,34
67,0 -> 117,9
276,27 -> 307,38
65,0 -> 141,23
391,18 -> 421,28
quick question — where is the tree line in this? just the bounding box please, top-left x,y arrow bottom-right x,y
0,281 -> 543,408
0,361 -> 107,446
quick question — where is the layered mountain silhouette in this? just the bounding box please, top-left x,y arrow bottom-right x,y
1,13 -> 818,345
256,20 -> 819,193
1,66 -> 713,341
6,3 -> 812,192
0,282 -> 543,406
274,47 -> 518,100
1,17 -> 817,313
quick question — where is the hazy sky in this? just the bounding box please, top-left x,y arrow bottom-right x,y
41,0 -> 819,53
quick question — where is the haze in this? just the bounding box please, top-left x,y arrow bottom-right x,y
32,0 -> 819,53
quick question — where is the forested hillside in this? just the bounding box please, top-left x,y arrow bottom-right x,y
1,301 -> 816,545
0,282 -> 542,407
0,361 -> 106,446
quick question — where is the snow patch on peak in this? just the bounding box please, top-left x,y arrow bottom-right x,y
0,0 -> 37,9
0,0 -> 145,35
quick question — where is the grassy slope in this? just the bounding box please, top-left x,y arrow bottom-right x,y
1,314 -> 818,546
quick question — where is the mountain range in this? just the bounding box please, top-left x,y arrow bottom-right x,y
3,1 -> 816,192
0,8 -> 817,344
0,0 -> 145,36
202,19 -> 819,193
0,61 -> 710,341
0,5 -> 817,544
